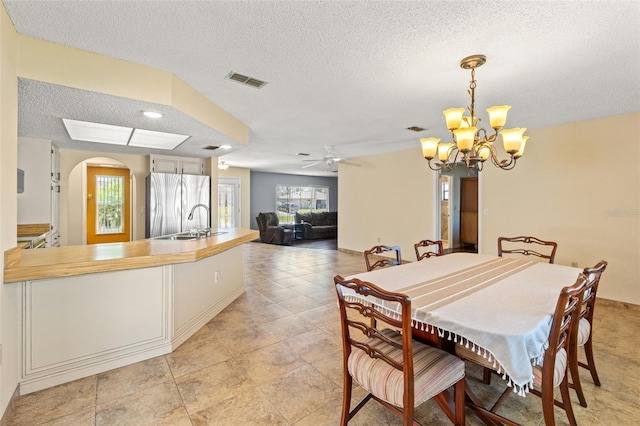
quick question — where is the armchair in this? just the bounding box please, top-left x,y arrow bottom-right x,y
256,212 -> 293,245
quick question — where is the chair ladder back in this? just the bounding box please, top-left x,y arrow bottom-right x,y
580,261 -> 607,323
414,239 -> 444,261
364,245 -> 402,271
334,276 -> 415,412
497,236 -> 558,263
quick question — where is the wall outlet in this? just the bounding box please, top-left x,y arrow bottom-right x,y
571,262 -> 579,267
214,271 -> 220,283
377,237 -> 381,243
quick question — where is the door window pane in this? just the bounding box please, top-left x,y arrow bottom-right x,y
218,182 -> 235,228
95,175 -> 124,234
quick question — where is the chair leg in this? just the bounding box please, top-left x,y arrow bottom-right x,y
559,378 -> 578,426
583,339 -> 601,386
482,367 -> 492,385
569,344 -> 588,407
540,376 -> 556,426
340,374 -> 353,426
454,379 -> 466,426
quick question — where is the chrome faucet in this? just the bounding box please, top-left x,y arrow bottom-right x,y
187,203 -> 210,234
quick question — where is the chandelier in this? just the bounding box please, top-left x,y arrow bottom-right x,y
420,55 -> 528,172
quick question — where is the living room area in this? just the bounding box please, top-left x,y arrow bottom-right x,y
250,170 -> 339,248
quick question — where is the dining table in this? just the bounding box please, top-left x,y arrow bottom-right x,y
346,252 -> 583,396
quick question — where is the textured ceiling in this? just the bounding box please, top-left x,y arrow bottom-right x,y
4,0 -> 640,176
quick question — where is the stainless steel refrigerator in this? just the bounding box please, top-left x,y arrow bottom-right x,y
145,173 -> 211,238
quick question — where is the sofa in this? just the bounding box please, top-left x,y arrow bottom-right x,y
295,211 -> 337,240
256,212 -> 293,245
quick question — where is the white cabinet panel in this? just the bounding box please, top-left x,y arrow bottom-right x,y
18,246 -> 246,394
150,154 -> 205,175
173,246 -> 244,344
25,267 -> 168,371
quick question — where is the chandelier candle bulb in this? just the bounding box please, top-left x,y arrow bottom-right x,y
438,143 -> 455,162
514,136 -> 529,158
443,108 -> 465,130
453,127 -> 477,152
501,128 -> 527,154
478,146 -> 491,161
486,105 -> 511,129
420,138 -> 440,160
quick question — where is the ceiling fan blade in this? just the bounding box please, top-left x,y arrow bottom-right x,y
301,161 -> 322,169
336,159 -> 361,167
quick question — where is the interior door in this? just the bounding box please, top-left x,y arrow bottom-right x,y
87,166 -> 131,244
460,177 -> 478,246
218,177 -> 240,229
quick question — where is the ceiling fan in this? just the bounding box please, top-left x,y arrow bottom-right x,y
301,145 -> 361,172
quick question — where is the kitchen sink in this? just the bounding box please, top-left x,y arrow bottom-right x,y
153,231 -> 228,241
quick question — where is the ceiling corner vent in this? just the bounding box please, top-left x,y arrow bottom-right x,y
407,126 -> 426,132
225,71 -> 268,89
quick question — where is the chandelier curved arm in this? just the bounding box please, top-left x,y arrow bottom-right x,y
483,143 -> 517,170
424,146 -> 462,171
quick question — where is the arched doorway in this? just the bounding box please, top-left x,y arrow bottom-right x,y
68,157 -> 135,245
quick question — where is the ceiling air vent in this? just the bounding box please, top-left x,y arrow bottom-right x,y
225,72 -> 268,89
407,126 -> 426,132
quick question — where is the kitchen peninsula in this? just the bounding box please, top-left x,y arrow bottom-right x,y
3,228 -> 258,395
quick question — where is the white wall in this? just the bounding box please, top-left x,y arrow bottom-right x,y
338,112 -> 640,305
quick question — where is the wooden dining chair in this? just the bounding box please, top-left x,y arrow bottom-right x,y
363,245 -> 402,271
497,236 -> 558,263
414,239 -> 444,261
569,260 -> 608,408
334,275 -> 466,426
457,274 -> 588,426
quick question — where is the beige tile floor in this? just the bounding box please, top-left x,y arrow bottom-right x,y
6,242 -> 640,425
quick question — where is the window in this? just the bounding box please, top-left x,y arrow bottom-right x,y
442,180 -> 449,201
276,185 -> 329,223
95,175 -> 124,234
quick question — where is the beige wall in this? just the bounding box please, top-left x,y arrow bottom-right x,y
481,113 -> 640,305
338,148 -> 438,259
338,112 -> 640,305
0,4 -> 20,416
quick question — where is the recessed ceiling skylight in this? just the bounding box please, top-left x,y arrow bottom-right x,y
63,118 -> 133,145
62,118 -> 191,150
129,128 -> 189,149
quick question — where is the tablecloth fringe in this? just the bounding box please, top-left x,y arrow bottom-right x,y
411,320 -> 533,397
342,296 -> 534,396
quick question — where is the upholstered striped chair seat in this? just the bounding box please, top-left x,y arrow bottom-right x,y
576,318 -> 591,346
532,348 -> 567,388
456,345 -> 568,389
348,329 -> 465,407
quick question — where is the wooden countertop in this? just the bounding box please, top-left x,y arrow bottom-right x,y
4,228 -> 259,283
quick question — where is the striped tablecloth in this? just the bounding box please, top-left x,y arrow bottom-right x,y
347,253 -> 582,394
